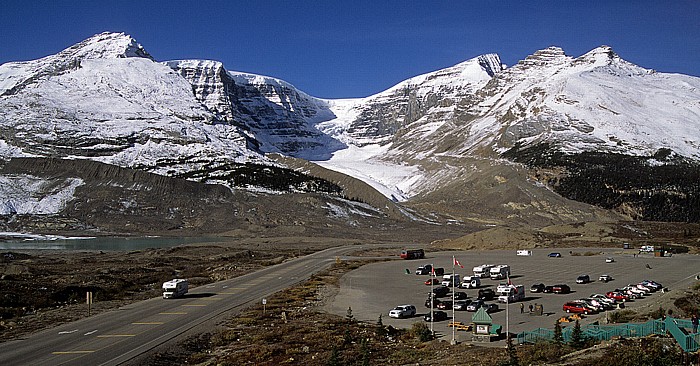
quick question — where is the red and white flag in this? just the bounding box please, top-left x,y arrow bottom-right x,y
453,257 -> 464,268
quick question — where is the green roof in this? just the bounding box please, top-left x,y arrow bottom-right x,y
471,307 -> 493,324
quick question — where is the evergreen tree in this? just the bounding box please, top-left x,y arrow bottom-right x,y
346,306 -> 354,322
327,346 -> 341,366
506,333 -> 520,366
553,319 -> 564,346
570,319 -> 586,349
360,337 -> 370,366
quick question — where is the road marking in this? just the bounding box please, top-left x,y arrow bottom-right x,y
96,334 -> 136,338
200,298 -> 222,301
84,330 -> 98,335
182,304 -> 207,307
219,292 -> 238,295
52,350 -> 95,355
58,329 -> 78,334
132,322 -> 164,325
159,312 -> 187,315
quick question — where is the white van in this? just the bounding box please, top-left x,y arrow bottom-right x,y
516,250 -> 532,256
459,276 -> 481,289
441,273 -> 461,287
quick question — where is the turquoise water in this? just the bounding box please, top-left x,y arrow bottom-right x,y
0,236 -> 221,251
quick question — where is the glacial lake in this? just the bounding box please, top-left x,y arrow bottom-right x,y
0,235 -> 221,251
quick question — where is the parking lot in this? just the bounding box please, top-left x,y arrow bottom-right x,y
325,248 -> 700,343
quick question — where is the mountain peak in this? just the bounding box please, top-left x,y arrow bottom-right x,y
62,32 -> 154,61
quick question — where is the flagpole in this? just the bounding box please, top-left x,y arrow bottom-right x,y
506,273 -> 510,340
430,263 -> 434,335
451,255 -> 456,345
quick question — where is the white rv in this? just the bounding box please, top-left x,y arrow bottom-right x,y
489,265 -> 511,280
472,264 -> 494,278
497,283 -> 525,303
516,250 -> 532,256
162,279 -> 188,299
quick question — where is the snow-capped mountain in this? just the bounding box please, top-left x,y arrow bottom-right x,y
314,45 -> 700,203
1,32 -> 699,226
0,32 -> 267,180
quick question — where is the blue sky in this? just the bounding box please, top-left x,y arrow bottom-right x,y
1,1 -> 698,98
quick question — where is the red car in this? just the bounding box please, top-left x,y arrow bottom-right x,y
563,301 -> 592,315
606,291 -> 629,302
425,278 -> 440,285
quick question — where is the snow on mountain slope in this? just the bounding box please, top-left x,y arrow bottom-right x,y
462,46 -> 700,158
0,33 -> 266,180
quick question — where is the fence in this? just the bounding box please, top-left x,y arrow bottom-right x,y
517,317 -> 698,353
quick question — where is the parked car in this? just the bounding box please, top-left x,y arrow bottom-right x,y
606,291 -> 630,302
485,303 -> 499,313
477,288 -> 496,301
466,299 -> 484,312
424,310 -> 448,322
415,264 -> 433,275
576,275 -> 591,284
590,293 -> 617,307
605,257 -> 615,263
424,278 -> 440,285
543,285 -> 554,293
530,283 -> 546,293
453,300 -> 472,311
579,298 -> 605,312
388,305 -> 416,319
453,291 -> 468,300
425,295 -> 441,308
598,274 -> 613,282
552,284 -> 571,294
436,300 -> 453,310
641,280 -> 663,291
548,252 -> 562,257
431,286 -> 450,297
563,301 -> 594,315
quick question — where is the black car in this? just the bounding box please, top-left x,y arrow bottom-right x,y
432,285 -> 450,298
548,252 -> 562,257
425,297 -> 441,308
530,283 -> 546,293
453,299 -> 472,311
477,288 -> 496,300
436,300 -> 453,310
543,285 -> 554,293
453,291 -> 468,300
576,275 -> 591,284
485,303 -> 499,313
424,310 -> 448,322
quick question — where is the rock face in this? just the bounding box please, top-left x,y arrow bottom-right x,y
166,60 -> 344,159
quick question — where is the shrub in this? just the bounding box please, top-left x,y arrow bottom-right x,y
608,309 -> 637,323
410,322 -> 433,342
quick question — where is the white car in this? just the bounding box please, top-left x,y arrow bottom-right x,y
388,305 -> 416,319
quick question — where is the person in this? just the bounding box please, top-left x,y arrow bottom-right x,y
529,304 -> 533,313
692,314 -> 699,333
520,303 -> 524,313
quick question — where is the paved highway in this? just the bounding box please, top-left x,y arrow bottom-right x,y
0,245 -> 364,366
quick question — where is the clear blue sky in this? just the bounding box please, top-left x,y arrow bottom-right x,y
1,1 -> 698,98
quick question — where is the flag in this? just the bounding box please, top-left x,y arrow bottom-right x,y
453,257 -> 464,268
